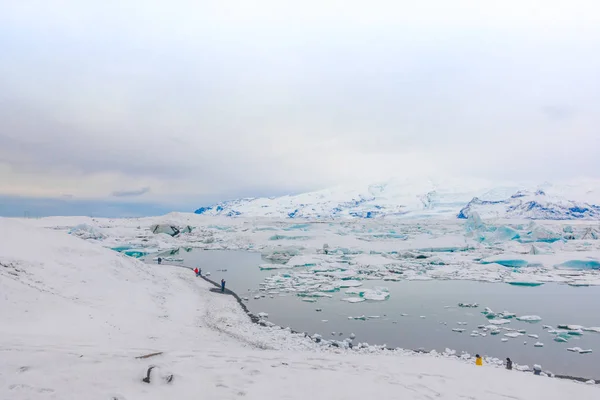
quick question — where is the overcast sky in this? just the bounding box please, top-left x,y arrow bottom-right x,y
1,1 -> 599,216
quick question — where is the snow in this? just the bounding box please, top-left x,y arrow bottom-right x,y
3,218 -> 598,399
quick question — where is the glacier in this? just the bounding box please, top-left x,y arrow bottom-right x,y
193,178 -> 600,220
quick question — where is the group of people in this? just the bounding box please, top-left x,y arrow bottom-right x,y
475,355 -> 513,370
193,266 -> 226,292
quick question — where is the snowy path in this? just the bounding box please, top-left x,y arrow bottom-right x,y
0,218 -> 597,399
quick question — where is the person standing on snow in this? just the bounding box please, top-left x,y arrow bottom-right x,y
475,354 -> 483,366
198,267 -> 202,276
221,279 -> 226,293
194,267 -> 199,277
506,358 -> 513,370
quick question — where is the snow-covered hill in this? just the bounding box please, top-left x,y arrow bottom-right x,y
459,190 -> 600,220
194,178 -> 600,220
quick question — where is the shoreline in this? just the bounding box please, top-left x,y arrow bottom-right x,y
171,263 -> 600,385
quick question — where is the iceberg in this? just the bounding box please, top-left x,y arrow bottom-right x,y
556,259 -> 600,270
534,342 -> 544,347
69,224 -> 105,240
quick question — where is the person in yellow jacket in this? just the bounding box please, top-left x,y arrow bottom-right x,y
475,354 -> 483,366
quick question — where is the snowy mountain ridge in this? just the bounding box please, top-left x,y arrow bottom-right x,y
194,178 -> 600,220
458,190 -> 600,220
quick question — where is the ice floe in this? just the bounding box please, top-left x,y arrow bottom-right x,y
516,315 -> 542,322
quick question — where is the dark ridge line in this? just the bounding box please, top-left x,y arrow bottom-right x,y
164,263 -> 600,385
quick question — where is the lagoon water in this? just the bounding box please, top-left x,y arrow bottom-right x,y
149,248 -> 600,379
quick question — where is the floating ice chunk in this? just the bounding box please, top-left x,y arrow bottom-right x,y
315,308 -> 323,312
318,285 -> 339,293
558,324 -> 584,330
507,281 -> 543,287
452,328 -> 465,333
342,297 -> 366,303
579,349 -> 593,354
542,325 -> 552,330
362,288 -> 390,301
567,347 -> 582,352
501,338 -> 509,342
335,280 -> 363,288
420,316 -> 426,319
527,224 -> 562,243
568,330 -> 584,336
400,313 -> 408,317
457,322 -> 468,326
367,316 -> 381,319
489,319 -> 511,325
498,312 -> 516,319
504,332 -> 523,338
516,315 -> 542,322
458,303 -> 479,308
470,333 -> 479,337
554,336 -> 569,342
301,298 -> 317,303
257,312 -> 269,318
534,342 -> 544,347
259,263 -> 292,270
583,327 -> 600,333
322,320 -> 328,323
297,292 -> 333,298
481,255 -> 529,268
528,334 -> 539,339
253,295 -> 261,300
350,333 -> 356,339
349,315 -> 367,320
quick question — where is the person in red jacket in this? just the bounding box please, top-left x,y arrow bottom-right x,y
194,267 -> 199,277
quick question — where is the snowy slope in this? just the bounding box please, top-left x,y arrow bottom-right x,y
2,218 -> 598,399
459,190 -> 600,220
194,177 -> 600,220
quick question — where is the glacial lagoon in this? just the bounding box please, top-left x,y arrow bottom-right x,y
147,248 -> 600,379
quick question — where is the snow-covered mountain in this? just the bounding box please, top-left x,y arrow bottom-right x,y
458,190 -> 600,220
194,178 -> 600,220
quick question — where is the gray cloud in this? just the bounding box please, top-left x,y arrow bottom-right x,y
1,0 -> 599,204
111,187 -> 151,198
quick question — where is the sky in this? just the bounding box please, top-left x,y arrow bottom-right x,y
1,0 -> 599,217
